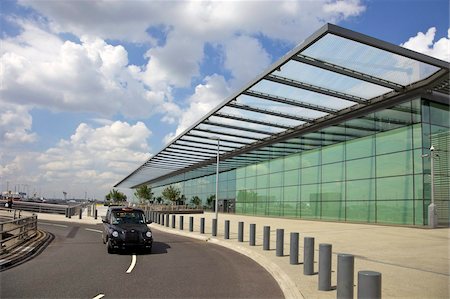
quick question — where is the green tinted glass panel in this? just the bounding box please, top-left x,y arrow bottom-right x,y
322,162 -> 345,182
284,169 -> 299,186
284,154 -> 300,171
414,200 -> 425,226
413,149 -> 423,174
301,184 -> 320,201
321,182 -> 345,201
301,149 -> 321,167
255,201 -> 267,215
235,203 -> 244,213
269,172 -> 283,188
377,151 -> 413,177
270,158 -> 284,173
376,200 -> 413,225
257,188 -> 269,202
246,165 -> 257,177
377,175 -> 414,200
236,190 -> 247,202
236,168 -> 246,179
422,123 -> 431,148
269,187 -> 282,202
412,124 -> 422,149
321,201 -> 345,220
376,126 -> 412,154
245,176 -> 256,189
346,135 -> 375,160
430,102 -> 450,127
322,143 -> 345,164
257,161 -> 269,175
347,179 -> 375,201
257,174 -> 269,189
284,186 -> 298,201
346,201 -> 376,222
414,174 -> 423,200
346,157 -> 375,180
411,98 -> 421,123
236,178 -> 245,190
268,201 -> 282,216
301,166 -> 321,184
283,202 -> 298,217
300,201 -> 320,219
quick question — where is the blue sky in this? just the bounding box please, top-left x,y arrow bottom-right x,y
0,0 -> 448,200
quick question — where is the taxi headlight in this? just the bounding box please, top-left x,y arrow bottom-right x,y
112,231 -> 119,238
145,231 -> 152,238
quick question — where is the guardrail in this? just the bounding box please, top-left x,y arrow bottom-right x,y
0,200 -> 82,215
0,211 -> 37,254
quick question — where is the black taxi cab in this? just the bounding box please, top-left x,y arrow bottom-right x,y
102,206 -> 153,253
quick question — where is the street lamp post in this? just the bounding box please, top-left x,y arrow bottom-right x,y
422,145 -> 438,228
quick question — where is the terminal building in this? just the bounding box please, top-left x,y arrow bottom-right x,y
115,24 -> 449,227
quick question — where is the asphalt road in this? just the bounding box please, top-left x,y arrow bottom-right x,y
0,220 -> 283,298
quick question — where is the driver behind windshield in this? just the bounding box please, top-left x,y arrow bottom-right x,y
111,211 -> 145,224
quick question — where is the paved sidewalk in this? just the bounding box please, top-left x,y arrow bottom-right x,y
7,207 -> 450,298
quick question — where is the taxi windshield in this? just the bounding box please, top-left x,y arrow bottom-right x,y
111,210 -> 145,225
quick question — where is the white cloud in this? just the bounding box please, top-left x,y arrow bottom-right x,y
401,27 -> 450,62
0,121 -> 151,199
0,103 -> 37,145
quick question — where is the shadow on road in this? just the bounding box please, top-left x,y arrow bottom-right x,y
116,241 -> 171,255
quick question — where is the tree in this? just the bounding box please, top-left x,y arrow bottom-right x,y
206,194 -> 215,208
161,185 -> 181,205
105,189 -> 127,203
134,185 -> 154,204
190,195 -> 201,208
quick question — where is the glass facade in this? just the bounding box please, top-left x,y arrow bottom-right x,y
152,99 -> 449,226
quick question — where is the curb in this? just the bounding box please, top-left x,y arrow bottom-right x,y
0,230 -> 54,272
151,225 -> 304,299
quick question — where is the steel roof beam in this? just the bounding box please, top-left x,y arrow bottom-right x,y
157,153 -> 206,162
243,90 -> 336,114
178,138 -> 240,149
203,120 -> 274,135
214,112 -> 291,129
265,74 -> 368,104
293,54 -> 403,91
185,132 -> 250,146
192,127 -> 259,141
227,101 -> 312,122
165,148 -> 216,159
169,144 -> 221,155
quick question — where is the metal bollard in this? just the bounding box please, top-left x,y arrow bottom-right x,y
276,229 -> 284,257
212,219 -> 217,236
337,253 -> 354,299
290,232 -> 299,265
263,226 -> 270,250
79,208 -> 82,219
172,215 -> 176,228
165,214 -> 169,227
94,209 -> 98,220
304,237 -> 315,275
68,207 -> 72,219
318,243 -> 332,291
189,216 -> 194,232
179,216 -> 184,230
249,224 -> 256,246
224,220 -> 230,239
200,217 -> 205,234
161,213 -> 165,226
65,208 -> 68,218
358,271 -> 381,299
238,221 -> 244,242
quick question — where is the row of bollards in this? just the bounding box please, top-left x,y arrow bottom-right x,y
146,212 -> 382,299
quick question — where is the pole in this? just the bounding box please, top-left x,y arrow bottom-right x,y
215,138 -> 220,222
428,145 -> 438,228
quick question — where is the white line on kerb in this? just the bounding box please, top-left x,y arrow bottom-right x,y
85,228 -> 103,233
126,255 -> 137,273
92,294 -> 105,299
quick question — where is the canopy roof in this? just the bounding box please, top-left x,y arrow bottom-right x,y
115,23 -> 449,189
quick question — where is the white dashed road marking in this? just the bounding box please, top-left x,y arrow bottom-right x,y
92,294 -> 105,299
85,228 -> 103,233
126,254 -> 137,273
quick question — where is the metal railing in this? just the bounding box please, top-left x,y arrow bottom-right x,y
0,211 -> 37,254
0,200 -> 82,215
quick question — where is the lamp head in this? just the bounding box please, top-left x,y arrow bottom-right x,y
430,145 -> 435,151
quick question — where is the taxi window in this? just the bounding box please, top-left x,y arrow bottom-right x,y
111,210 -> 145,225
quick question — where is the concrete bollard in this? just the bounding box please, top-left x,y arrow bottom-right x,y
179,216 -> 184,230
238,221 -> 244,242
212,219 -> 217,236
263,226 -> 270,250
290,232 -> 299,265
276,229 -> 284,257
165,214 -> 169,227
318,243 -> 332,291
304,237 -> 315,275
337,253 -> 354,299
200,217 -> 205,234
249,224 -> 256,246
172,215 -> 176,228
94,209 -> 98,220
358,271 -> 381,299
189,216 -> 194,232
224,220 -> 230,239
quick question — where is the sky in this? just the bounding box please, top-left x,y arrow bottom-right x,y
1,0 -> 449,201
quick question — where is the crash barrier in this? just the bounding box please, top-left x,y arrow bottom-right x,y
0,213 -> 37,255
0,200 -> 80,215
152,213 -> 382,298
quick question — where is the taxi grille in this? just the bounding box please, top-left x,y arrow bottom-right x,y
124,231 -> 139,243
